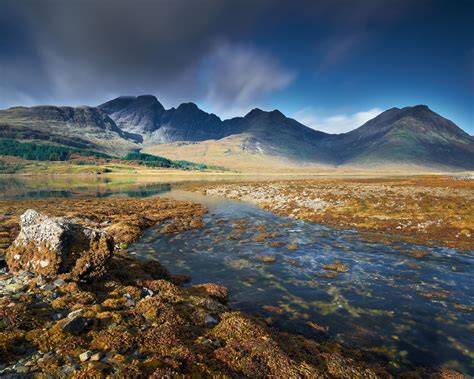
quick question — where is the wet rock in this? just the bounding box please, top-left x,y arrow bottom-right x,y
6,209 -> 113,281
256,255 -> 277,263
321,261 -> 349,273
193,283 -> 228,303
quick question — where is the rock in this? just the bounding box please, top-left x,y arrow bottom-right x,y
67,309 -> 84,318
42,284 -> 57,291
5,209 -> 113,281
62,316 -> 90,335
53,278 -> 66,287
5,283 -> 27,293
193,283 -> 228,303
256,255 -> 277,263
204,315 -> 219,325
79,350 -> 93,362
52,313 -> 65,321
90,352 -> 103,361
15,365 -> 29,373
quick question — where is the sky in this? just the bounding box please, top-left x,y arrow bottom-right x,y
0,0 -> 473,134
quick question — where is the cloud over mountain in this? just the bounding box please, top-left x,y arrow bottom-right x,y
294,107 -> 383,133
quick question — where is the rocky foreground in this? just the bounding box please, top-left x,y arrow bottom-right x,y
194,176 -> 474,251
0,197 -> 465,377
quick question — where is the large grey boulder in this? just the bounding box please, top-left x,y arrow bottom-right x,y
6,209 -> 113,280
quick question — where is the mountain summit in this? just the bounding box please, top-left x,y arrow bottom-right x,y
334,105 -> 474,168
1,98 -> 473,170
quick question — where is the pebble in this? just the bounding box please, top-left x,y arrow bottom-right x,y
67,309 -> 84,318
42,284 -> 57,291
15,365 -> 29,373
5,283 -> 27,293
79,350 -> 93,362
53,278 -> 65,287
90,352 -> 103,361
204,315 -> 218,325
52,312 -> 65,321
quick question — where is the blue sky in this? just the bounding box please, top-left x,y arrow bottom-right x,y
1,0 -> 473,133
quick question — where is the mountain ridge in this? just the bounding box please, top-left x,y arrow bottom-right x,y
1,97 -> 473,171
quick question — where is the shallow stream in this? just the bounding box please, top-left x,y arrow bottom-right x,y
1,177 -> 473,373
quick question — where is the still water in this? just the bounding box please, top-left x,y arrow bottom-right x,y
1,177 -> 473,373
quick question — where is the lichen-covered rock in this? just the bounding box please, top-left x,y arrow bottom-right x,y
6,209 -> 113,280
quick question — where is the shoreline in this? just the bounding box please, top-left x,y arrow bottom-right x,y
0,196 -> 464,376
188,176 -> 474,251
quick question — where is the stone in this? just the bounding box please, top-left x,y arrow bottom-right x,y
52,313 -> 65,321
90,352 -> 103,361
67,309 -> 84,318
5,283 -> 27,293
5,209 -> 113,281
53,278 -> 66,287
79,350 -> 93,362
15,365 -> 29,373
63,316 -> 90,335
42,284 -> 57,291
204,315 -> 219,325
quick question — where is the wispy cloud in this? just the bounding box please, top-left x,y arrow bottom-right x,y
201,43 -> 295,119
294,107 -> 383,133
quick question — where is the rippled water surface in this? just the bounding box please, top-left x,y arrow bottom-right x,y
1,177 -> 473,374
134,190 -> 474,374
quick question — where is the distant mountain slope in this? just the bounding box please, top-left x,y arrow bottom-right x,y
1,98 -> 473,171
101,96 -> 334,163
0,105 -> 140,154
99,95 -> 223,142
334,105 -> 474,169
220,108 -> 334,163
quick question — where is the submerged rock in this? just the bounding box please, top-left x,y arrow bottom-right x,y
6,209 -> 113,280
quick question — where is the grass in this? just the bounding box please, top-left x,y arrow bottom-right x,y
0,138 -> 226,174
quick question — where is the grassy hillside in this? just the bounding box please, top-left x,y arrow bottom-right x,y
0,139 -> 223,173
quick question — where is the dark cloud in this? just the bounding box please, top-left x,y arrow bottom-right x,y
0,0 -> 434,110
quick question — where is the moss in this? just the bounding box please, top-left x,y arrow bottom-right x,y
90,326 -> 135,353
321,261 -> 349,273
256,255 -> 277,263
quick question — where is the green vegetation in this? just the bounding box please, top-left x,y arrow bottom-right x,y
124,152 -> 210,170
0,138 -> 224,172
0,138 -> 110,161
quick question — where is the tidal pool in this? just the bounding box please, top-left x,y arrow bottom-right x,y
1,177 -> 473,374
133,190 -> 474,374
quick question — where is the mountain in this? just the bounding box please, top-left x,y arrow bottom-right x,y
0,105 -> 140,154
99,95 -> 165,134
100,96 -> 334,163
220,108 -> 334,163
333,105 -> 474,169
1,97 -> 473,171
99,95 -> 223,143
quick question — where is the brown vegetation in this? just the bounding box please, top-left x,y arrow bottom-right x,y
197,175 -> 474,250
